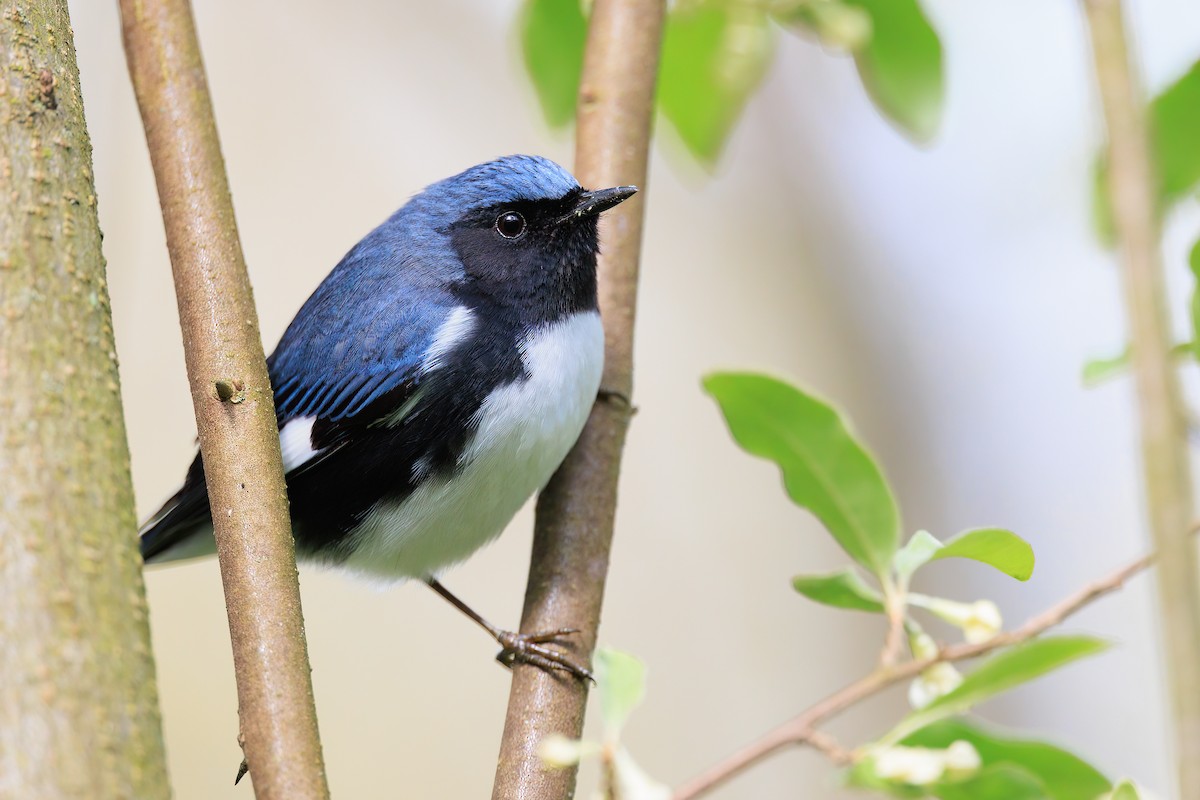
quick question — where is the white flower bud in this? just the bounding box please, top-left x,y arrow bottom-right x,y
943,740 -> 982,774
961,600 -> 1002,643
908,631 -> 939,660
871,741 -> 981,786
816,5 -> 872,50
538,734 -> 598,769
601,748 -> 671,800
908,662 -> 964,709
912,596 -> 1003,644
872,746 -> 948,786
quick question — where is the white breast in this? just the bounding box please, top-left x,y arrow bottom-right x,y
342,310 -> 604,579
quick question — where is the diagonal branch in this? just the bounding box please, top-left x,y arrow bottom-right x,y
119,1 -> 329,797
491,1 -> 665,798
673,550 -> 1156,800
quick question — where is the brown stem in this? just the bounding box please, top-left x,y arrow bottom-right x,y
1081,1 -> 1200,796
880,584 -> 906,666
490,1 -> 665,798
673,550 -> 1155,799
0,1 -> 171,795
118,2 -> 329,797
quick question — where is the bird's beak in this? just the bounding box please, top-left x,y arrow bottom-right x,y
558,185 -> 638,223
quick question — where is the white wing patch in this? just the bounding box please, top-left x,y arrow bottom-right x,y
343,310 -> 604,579
279,307 -> 475,469
422,305 -> 476,374
279,416 -> 318,472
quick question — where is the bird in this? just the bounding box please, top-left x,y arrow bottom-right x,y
140,154 -> 636,678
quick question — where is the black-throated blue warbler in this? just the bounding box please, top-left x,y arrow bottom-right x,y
141,155 -> 636,678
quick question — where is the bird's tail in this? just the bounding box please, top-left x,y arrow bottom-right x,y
140,455 -> 217,563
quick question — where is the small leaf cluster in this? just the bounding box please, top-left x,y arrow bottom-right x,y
1092,59 -> 1200,243
539,648 -> 669,800
704,371 -> 1144,799
850,718 -> 1115,800
1084,57 -> 1200,382
519,0 -> 944,166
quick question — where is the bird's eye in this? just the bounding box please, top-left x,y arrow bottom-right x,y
494,211 -> 526,239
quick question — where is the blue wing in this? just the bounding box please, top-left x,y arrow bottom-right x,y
268,232 -> 460,426
141,218 -> 464,562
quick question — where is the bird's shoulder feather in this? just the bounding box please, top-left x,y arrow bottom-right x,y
267,225 -> 466,428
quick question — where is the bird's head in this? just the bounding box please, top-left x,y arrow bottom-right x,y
403,155 -> 637,317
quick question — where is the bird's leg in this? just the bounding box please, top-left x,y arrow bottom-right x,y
425,577 -> 594,683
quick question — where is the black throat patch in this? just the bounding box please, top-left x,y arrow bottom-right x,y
445,190 -> 600,328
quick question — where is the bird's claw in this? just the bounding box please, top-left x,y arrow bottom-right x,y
494,628 -> 594,683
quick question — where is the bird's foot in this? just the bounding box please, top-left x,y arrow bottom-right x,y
425,578 -> 595,683
494,627 -> 594,683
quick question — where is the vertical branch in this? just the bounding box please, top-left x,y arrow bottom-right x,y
1082,0 -> 1200,795
491,1 -> 665,798
0,0 -> 170,796
118,1 -> 329,798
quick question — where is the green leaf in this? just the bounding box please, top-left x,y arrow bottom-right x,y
886,636 -> 1109,743
1151,59 -> 1200,204
781,1 -> 872,51
793,568 -> 885,612
704,372 -> 900,576
932,528 -> 1035,582
842,0 -> 944,141
1110,780 -> 1141,800
1190,239 -> 1200,364
845,751 -> 1048,799
901,718 -> 1111,800
775,0 -> 943,140
843,756 -> 945,797
1094,58 -> 1200,240
894,530 -> 943,583
658,1 -> 775,166
1091,161 -> 1116,245
1084,342 -> 1192,381
1082,347 -> 1132,387
935,764 -> 1052,800
595,647 -> 646,733
895,528 -> 1034,583
520,0 -> 587,128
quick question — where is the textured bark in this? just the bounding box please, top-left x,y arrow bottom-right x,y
491,1 -> 665,798
118,2 -> 329,798
0,1 -> 171,797
1082,1 -> 1200,796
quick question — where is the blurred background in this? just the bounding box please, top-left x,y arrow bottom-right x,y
69,0 -> 1200,797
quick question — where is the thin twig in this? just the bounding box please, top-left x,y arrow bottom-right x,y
1080,1 -> 1200,796
802,730 -> 854,765
490,1 -> 665,798
880,584 -> 906,667
119,2 -> 329,798
673,551 -> 1155,800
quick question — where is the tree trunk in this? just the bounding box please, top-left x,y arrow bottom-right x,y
0,1 -> 171,797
